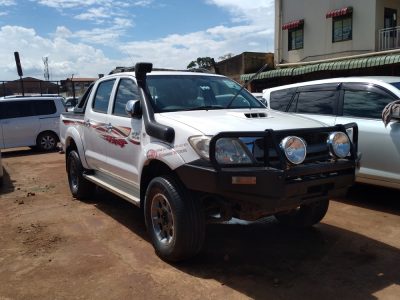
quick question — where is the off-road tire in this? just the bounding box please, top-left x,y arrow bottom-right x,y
67,150 -> 94,200
275,199 -> 329,228
144,175 -> 205,262
36,131 -> 58,151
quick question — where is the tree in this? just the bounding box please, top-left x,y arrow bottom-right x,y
218,53 -> 234,61
186,57 -> 215,69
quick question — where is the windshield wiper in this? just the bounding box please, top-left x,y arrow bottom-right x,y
182,105 -> 225,111
226,63 -> 269,109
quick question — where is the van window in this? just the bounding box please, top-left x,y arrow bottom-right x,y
343,90 -> 395,119
113,79 -> 139,117
93,79 -> 115,113
0,101 -> 33,119
32,100 -> 57,115
269,89 -> 296,111
295,90 -> 336,115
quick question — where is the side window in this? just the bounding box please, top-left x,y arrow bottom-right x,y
296,90 -> 336,115
113,79 -> 140,117
0,101 -> 33,119
270,89 -> 296,111
32,100 -> 57,115
343,90 -> 395,119
92,79 -> 115,113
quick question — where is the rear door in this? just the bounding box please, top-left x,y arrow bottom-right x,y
335,83 -> 400,185
0,100 -> 39,148
103,77 -> 142,185
288,84 -> 340,126
82,78 -> 116,171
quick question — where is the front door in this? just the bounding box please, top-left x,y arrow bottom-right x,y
103,77 -> 142,185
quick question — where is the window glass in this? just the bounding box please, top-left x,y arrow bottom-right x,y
92,79 -> 115,113
333,15 -> 352,42
270,89 -> 296,111
0,101 -> 33,119
113,79 -> 140,117
32,100 -> 56,115
390,82 -> 400,91
343,90 -> 395,119
289,28 -> 303,50
296,90 -> 336,114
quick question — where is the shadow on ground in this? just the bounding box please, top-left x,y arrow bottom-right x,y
0,168 -> 15,195
1,148 -> 59,158
92,189 -> 400,299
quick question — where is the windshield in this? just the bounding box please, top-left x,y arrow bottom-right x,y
390,82 -> 400,91
147,75 -> 264,112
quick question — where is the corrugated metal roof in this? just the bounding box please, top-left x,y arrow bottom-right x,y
240,54 -> 400,81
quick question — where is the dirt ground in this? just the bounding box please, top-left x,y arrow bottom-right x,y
1,148 -> 400,300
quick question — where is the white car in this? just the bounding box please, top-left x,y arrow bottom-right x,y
60,63 -> 358,261
0,96 -> 65,151
263,77 -> 400,189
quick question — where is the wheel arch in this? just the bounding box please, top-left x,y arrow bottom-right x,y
64,129 -> 89,169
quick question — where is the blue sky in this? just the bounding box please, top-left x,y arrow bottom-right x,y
0,0 -> 274,80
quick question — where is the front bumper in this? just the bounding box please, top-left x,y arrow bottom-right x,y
176,159 -> 355,214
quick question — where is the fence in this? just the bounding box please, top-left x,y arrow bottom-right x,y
379,26 -> 400,51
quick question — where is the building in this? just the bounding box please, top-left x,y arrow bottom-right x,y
242,0 -> 400,89
0,77 -> 59,97
275,0 -> 400,64
60,77 -> 97,98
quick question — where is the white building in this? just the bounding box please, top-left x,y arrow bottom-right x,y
275,0 -> 400,65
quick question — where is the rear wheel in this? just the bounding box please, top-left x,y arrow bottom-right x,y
144,175 -> 205,262
37,132 -> 58,151
275,199 -> 329,228
67,150 -> 94,199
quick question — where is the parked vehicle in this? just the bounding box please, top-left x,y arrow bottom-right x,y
263,76 -> 400,189
61,63 -> 358,262
64,97 -> 78,112
0,96 -> 64,151
251,92 -> 266,102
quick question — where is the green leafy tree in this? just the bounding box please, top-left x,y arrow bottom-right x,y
187,57 -> 215,69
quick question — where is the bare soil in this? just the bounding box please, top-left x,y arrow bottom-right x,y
1,148 -> 400,299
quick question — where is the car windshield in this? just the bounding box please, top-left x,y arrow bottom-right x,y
390,82 -> 400,91
147,75 -> 264,112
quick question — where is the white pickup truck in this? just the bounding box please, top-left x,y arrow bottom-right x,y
60,63 -> 358,262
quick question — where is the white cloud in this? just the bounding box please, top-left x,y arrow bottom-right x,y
0,25 -> 126,80
0,11 -> 8,15
0,0 -> 16,6
75,7 -> 110,21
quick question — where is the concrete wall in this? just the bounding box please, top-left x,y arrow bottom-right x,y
277,0 -> 379,64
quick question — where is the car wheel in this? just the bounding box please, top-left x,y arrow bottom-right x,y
274,199 -> 329,228
144,175 -> 205,262
37,132 -> 58,151
67,150 -> 94,199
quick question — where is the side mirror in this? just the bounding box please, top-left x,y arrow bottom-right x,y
125,100 -> 142,118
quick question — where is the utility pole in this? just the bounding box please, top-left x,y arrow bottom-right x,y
71,74 -> 76,99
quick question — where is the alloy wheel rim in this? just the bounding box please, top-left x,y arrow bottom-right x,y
41,135 -> 55,150
150,193 -> 174,245
69,159 -> 78,190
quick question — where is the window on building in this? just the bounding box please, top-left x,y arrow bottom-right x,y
333,15 -> 352,42
289,28 -> 304,50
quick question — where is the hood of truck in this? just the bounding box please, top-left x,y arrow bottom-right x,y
158,109 -> 327,136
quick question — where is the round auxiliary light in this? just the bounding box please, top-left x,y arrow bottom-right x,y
280,136 -> 307,165
327,132 -> 351,159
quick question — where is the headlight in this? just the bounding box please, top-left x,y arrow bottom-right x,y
215,138 -> 253,164
327,132 -> 351,158
280,136 -> 307,165
188,136 -> 212,160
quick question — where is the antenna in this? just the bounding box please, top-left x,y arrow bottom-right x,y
43,56 -> 50,81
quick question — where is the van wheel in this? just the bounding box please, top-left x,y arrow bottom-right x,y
67,150 -> 94,199
144,176 -> 205,262
37,132 -> 58,151
274,199 -> 329,228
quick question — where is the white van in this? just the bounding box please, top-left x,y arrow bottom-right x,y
0,96 -> 65,151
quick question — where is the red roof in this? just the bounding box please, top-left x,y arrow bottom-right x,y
282,19 -> 304,30
326,7 -> 352,18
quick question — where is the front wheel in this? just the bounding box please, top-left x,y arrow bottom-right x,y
67,150 -> 94,200
274,199 -> 329,228
144,176 -> 205,262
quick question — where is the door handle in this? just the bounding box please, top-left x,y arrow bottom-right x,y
84,119 -> 91,127
106,123 -> 113,132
